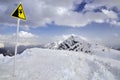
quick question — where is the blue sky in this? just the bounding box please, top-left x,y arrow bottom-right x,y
0,0 -> 120,48
1,22 -> 120,37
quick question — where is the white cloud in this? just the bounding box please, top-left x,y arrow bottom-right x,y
110,20 -> 120,26
0,0 -> 120,27
0,31 -> 40,46
113,33 -> 119,37
102,9 -> 118,19
85,0 -> 120,9
53,34 -> 89,42
62,34 -> 76,40
85,12 -> 107,23
0,43 -> 4,48
18,31 -> 37,38
56,7 -> 68,15
104,36 -> 120,48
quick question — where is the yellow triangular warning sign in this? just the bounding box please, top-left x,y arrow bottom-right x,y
11,3 -> 26,20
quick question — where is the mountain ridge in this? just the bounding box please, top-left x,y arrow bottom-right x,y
45,35 -> 108,54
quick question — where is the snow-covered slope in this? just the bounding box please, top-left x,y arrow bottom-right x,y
57,35 -> 92,53
46,35 -> 107,54
44,42 -> 59,49
0,48 -> 120,80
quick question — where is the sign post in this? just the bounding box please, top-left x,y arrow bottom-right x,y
11,2 -> 26,80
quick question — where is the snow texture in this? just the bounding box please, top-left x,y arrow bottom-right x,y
0,47 -> 120,80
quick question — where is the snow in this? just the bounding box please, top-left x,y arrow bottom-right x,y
0,48 -> 120,80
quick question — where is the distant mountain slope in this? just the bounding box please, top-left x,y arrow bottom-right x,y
57,35 -> 92,53
46,35 -> 108,54
0,45 -> 44,56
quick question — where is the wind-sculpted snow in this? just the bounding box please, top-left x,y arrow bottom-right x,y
0,48 -> 120,80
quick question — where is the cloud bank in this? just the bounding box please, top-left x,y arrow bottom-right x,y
0,31 -> 40,46
0,0 -> 120,27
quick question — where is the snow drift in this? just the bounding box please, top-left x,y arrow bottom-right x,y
0,47 -> 120,80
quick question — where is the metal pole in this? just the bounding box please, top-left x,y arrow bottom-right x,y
13,18 -> 20,80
